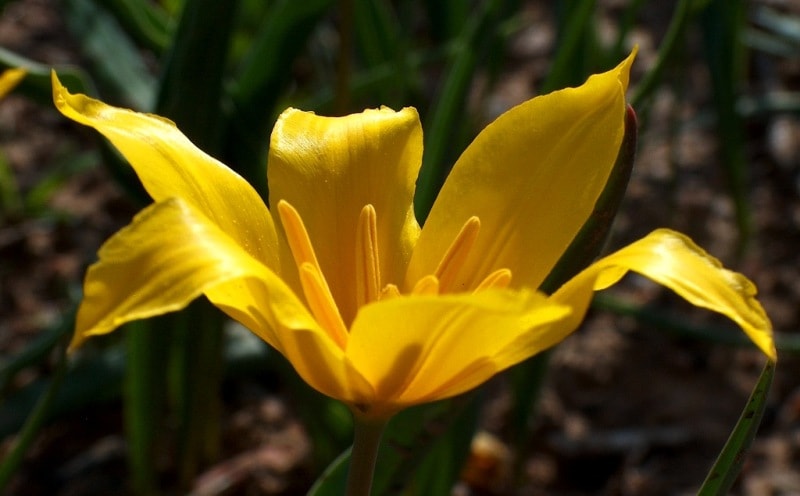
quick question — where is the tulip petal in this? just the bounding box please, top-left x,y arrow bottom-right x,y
51,72 -> 278,268
73,197 -> 369,400
346,290 -> 571,417
551,229 -> 776,360
408,51 -> 635,291
207,279 -> 374,404
0,68 -> 25,99
268,107 -> 423,324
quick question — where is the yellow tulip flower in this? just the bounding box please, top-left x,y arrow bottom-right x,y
0,68 -> 25,100
52,51 -> 774,423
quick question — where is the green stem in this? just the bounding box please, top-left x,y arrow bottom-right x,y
346,416 -> 387,496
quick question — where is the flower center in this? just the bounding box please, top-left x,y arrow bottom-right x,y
277,200 -> 512,347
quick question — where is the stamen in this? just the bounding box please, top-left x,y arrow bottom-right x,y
411,275 -> 440,295
277,200 -> 320,268
298,263 -> 349,348
380,284 -> 401,300
277,200 -> 348,348
473,268 -> 512,292
356,204 -> 381,307
434,216 -> 480,292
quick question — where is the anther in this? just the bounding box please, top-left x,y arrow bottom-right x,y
298,263 -> 349,348
277,200 -> 320,268
277,200 -> 348,348
434,216 -> 480,292
356,204 -> 381,307
474,268 -> 512,292
411,275 -> 440,296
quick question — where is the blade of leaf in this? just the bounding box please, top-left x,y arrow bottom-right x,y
0,336 -> 69,492
124,320 -> 169,496
593,293 -> 800,354
222,0 -> 334,194
306,448 -> 351,496
630,0 -> 697,109
415,0 -> 509,223
307,394 -> 481,496
540,0 -> 597,94
62,0 -> 156,109
94,0 -> 173,54
0,47 -> 92,105
699,0 -> 751,252
697,360 -> 775,495
156,0 -> 239,150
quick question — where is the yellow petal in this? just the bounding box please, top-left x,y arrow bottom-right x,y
206,279 -> 373,404
551,229 -> 777,360
268,107 -> 423,323
0,68 -> 25,99
72,197 -> 366,400
51,72 -> 278,268
73,198 -> 288,348
345,290 -> 571,417
407,51 -> 636,291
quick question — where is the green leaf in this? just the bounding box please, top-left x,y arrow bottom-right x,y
222,0 -> 334,193
699,0 -> 751,252
0,337 -> 69,492
306,448 -> 350,496
541,0 -> 597,94
0,47 -> 91,105
697,360 -> 776,495
156,0 -> 240,150
94,0 -> 174,54
308,395 -> 481,496
62,0 -> 156,109
415,0 -> 512,223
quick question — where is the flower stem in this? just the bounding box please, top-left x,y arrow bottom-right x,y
346,416 -> 387,496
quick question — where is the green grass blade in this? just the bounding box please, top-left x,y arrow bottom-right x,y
222,0 -> 333,192
697,360 -> 776,495
169,302 -> 224,487
354,0 -> 400,68
541,0 -> 597,94
156,0 -> 240,150
424,0 -> 468,42
699,0 -> 751,252
0,337 -> 69,492
0,308 -> 74,396
62,0 -> 156,109
414,0 -> 508,223
94,0 -> 174,54
307,395 -> 482,496
593,293 -> 800,354
630,0 -> 694,109
352,0 -> 415,108
124,320 -> 169,496
0,48 -> 92,105
306,448 -> 351,495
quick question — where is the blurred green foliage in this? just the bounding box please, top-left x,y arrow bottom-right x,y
0,0 -> 790,494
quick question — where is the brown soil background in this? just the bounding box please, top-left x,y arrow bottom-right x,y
1,0 -> 799,495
